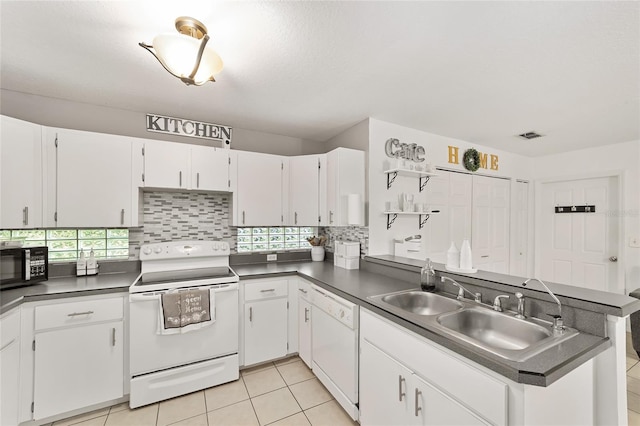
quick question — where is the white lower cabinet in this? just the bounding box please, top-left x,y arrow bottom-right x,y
32,296 -> 124,420
241,278 -> 289,366
297,280 -> 312,368
0,309 -> 21,426
360,340 -> 485,426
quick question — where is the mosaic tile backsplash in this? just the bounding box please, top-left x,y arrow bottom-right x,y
128,190 -> 370,259
129,191 -> 236,258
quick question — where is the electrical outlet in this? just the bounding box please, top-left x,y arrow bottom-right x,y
630,237 -> 640,248
267,254 -> 277,261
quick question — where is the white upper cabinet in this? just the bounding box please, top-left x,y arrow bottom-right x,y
234,150 -> 285,226
0,115 -> 43,228
45,128 -> 135,228
144,141 -> 229,192
323,148 -> 365,226
143,141 -> 190,190
289,155 -> 322,226
190,145 -> 229,192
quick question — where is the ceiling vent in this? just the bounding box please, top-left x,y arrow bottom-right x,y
517,131 -> 543,140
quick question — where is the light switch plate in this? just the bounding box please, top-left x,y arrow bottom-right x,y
630,237 -> 640,248
267,254 -> 277,261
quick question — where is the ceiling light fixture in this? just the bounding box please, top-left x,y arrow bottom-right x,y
139,16 -> 223,86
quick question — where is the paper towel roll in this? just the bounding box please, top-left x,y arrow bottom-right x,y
347,194 -> 362,225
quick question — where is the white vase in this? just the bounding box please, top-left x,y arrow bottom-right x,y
460,239 -> 473,270
446,242 -> 460,269
311,246 -> 325,262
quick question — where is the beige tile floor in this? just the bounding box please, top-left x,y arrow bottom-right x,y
50,356 -> 357,426
47,332 -> 640,426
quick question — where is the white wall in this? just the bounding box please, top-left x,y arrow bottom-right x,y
367,118 -> 532,256
532,140 -> 640,295
0,89 -> 326,156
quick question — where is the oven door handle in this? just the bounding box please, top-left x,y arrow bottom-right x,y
129,293 -> 160,302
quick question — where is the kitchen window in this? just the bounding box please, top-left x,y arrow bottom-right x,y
237,227 -> 316,253
0,229 -> 129,262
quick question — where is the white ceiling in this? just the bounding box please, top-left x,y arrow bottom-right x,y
1,1 -> 638,157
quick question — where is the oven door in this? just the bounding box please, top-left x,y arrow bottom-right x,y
129,282 -> 238,376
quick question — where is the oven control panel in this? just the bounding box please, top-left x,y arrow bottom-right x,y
140,240 -> 230,260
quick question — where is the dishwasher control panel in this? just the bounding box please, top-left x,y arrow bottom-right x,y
311,285 -> 358,329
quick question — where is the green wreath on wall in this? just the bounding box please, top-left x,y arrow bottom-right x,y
463,148 -> 480,172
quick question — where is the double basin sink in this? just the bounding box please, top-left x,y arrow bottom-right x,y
368,290 -> 578,362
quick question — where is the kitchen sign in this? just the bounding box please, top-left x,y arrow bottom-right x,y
448,145 -> 499,171
385,138 -> 425,163
146,114 -> 232,146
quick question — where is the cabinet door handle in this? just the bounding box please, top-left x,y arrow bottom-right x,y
481,255 -> 489,258
120,208 -> 125,225
398,375 -> 406,401
197,172 -> 200,188
414,388 -> 422,417
299,288 -> 307,294
329,211 -> 334,224
23,206 -> 29,226
295,212 -> 298,225
67,311 -> 94,317
304,307 -> 309,323
112,327 -> 116,346
179,171 -> 182,187
242,211 -> 246,225
249,306 -> 253,322
260,288 -> 275,293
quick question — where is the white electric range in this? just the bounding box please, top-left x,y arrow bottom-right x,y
128,240 -> 239,408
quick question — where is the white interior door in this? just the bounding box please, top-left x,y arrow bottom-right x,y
472,176 -> 510,273
511,181 -> 529,277
424,171 -> 472,263
539,177 -> 619,292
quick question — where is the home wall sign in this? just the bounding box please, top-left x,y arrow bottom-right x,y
146,113 -> 232,146
555,205 -> 596,213
385,138 -> 426,163
447,145 -> 499,171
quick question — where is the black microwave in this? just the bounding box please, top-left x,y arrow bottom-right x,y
0,246 -> 48,290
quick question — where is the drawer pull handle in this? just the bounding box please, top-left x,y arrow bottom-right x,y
414,388 -> 422,417
260,289 -> 276,293
67,311 -> 94,317
112,328 -> 116,346
398,375 -> 406,401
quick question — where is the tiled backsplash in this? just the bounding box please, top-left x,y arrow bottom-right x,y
320,226 -> 369,257
128,190 -> 370,259
128,191 -> 237,258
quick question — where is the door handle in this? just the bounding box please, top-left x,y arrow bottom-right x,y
242,211 -> 246,225
112,328 -> 116,346
609,256 -> 618,262
249,306 -> 253,322
121,208 -> 125,225
398,375 -> 406,401
23,206 -> 29,226
67,311 -> 94,317
329,211 -> 334,224
295,212 -> 298,225
414,388 -> 422,417
304,307 -> 309,323
179,171 -> 182,187
197,172 -> 200,188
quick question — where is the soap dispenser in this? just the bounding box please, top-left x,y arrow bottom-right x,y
76,249 -> 86,276
86,249 -> 98,276
420,258 -> 437,292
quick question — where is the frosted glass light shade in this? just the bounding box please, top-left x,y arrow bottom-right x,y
153,33 -> 223,84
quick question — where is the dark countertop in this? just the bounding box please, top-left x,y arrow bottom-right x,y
1,259 -> 621,387
234,260 -> 612,387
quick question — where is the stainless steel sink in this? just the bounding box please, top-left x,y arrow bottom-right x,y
378,290 -> 464,316
436,307 -> 578,361
369,290 -> 464,316
368,289 -> 579,362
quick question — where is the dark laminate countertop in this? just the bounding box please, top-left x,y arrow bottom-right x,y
3,259 -> 632,387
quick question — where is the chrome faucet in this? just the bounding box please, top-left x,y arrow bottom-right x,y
522,278 -> 564,332
493,295 -> 509,312
441,276 -> 481,303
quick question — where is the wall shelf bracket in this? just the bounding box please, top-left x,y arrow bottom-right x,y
419,176 -> 431,192
419,214 -> 431,229
387,171 -> 398,189
386,213 -> 398,229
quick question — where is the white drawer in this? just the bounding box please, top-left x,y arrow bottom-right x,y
0,309 -> 20,348
244,279 -> 288,301
35,297 -> 123,331
297,279 -> 312,301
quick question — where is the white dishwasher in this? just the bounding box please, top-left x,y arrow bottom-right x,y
311,285 -> 359,420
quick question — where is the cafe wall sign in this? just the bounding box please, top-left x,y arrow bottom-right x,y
146,113 -> 232,146
448,145 -> 499,172
385,138 -> 425,163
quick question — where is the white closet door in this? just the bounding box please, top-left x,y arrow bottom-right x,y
472,175 -> 510,273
